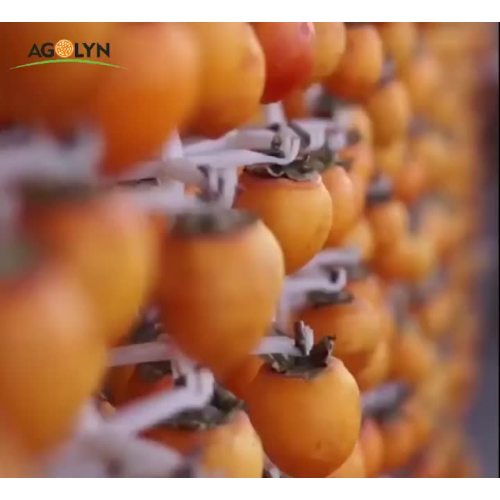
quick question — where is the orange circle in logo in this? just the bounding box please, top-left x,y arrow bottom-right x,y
55,39 -> 74,58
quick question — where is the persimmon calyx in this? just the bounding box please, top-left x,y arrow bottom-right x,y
171,209 -> 257,236
265,335 -> 335,379
316,147 -> 353,172
366,176 -> 394,205
105,367 -> 214,435
129,315 -> 164,344
306,288 -> 354,308
153,385 -> 244,431
245,155 -> 322,182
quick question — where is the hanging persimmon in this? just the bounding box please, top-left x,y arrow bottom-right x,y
156,209 -> 284,379
145,386 -> 264,478
20,182 -> 160,346
234,166 -> 332,275
0,241 -> 106,452
245,338 -> 361,477
323,24 -> 383,101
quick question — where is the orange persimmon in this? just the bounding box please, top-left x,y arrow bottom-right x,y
322,166 -> 363,246
376,22 -> 418,70
324,24 -> 383,101
359,418 -> 384,478
337,217 -> 375,263
375,140 -> 406,179
388,324 -> 437,386
297,293 -> 382,373
365,79 -> 411,146
328,441 -> 365,478
156,210 -> 284,379
187,23 -> 265,137
245,353 -> 361,478
146,409 -> 264,478
20,183 -> 160,346
234,170 -> 332,274
0,244 -> 106,452
91,23 -> 200,174
252,22 -> 315,103
351,339 -> 390,391
366,200 -> 409,249
372,234 -> 437,284
310,23 -> 346,82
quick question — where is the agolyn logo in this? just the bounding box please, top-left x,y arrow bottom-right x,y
9,39 -> 126,70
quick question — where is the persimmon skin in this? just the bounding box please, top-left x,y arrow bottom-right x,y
157,216 -> 284,379
337,217 -> 375,263
403,400 -> 434,452
336,105 -> 374,146
339,142 -> 375,183
234,172 -> 332,275
372,235 -> 436,284
375,140 -> 406,179
0,23 -> 113,132
92,23 -> 200,174
245,358 -> 361,478
400,52 -> 442,116
346,274 -> 384,305
328,441 -> 366,478
376,23 -> 418,71
21,190 -> 160,346
0,263 -> 106,452
409,131 -> 450,189
219,355 -> 264,400
0,416 -> 36,478
105,365 -> 136,406
252,22 -> 315,103
323,25 -> 383,101
359,418 -> 384,478
310,23 -> 346,82
351,339 -> 390,391
421,204 -> 467,261
379,414 -> 417,473
297,295 -> 382,372
322,166 -> 362,246
389,326 -> 437,386
346,277 -> 396,342
365,79 -> 411,146
282,89 -> 310,120
393,156 -> 428,206
367,200 -> 409,249
145,411 -> 264,478
187,23 -> 265,137
416,289 -> 457,341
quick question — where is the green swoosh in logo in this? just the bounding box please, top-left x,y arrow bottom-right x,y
10,59 -> 126,70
